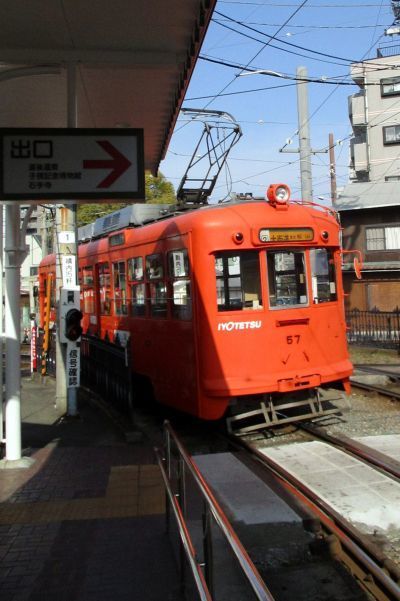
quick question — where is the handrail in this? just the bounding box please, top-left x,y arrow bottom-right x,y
161,420 -> 275,601
155,448 -> 212,601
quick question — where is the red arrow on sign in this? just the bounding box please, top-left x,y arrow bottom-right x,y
83,140 -> 132,188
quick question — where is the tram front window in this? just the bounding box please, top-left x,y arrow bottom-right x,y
214,251 -> 262,311
310,248 -> 337,303
268,251 -> 307,307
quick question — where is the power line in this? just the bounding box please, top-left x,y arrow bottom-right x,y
214,10 -> 399,69
202,0 -> 310,108
185,81 -> 296,100
218,2 -> 392,7
198,55 -> 376,85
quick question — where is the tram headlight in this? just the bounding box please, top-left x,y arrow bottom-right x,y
266,183 -> 290,205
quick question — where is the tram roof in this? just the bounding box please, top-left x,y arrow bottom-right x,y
0,0 -> 216,175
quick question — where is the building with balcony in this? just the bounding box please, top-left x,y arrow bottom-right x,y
337,46 -> 400,310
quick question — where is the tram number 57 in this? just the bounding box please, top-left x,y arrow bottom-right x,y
287,335 -> 301,344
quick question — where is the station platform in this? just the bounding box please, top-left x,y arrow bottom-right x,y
0,376 -> 183,601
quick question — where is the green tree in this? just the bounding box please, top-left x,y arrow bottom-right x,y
145,172 -> 176,204
77,172 -> 175,226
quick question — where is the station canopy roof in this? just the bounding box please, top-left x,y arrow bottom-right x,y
0,0 -> 216,175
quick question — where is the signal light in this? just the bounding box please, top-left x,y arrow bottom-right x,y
65,308 -> 83,342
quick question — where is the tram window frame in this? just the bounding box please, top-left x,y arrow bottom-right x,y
146,253 -> 164,280
267,251 -> 308,308
214,251 -> 262,312
113,261 -> 128,316
127,256 -> 144,281
145,253 -> 167,318
310,249 -> 337,304
82,265 -> 95,314
98,262 -> 112,316
168,249 -> 192,320
128,256 -> 145,317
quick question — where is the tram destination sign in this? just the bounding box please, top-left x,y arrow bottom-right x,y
259,228 -> 314,243
0,128 -> 144,201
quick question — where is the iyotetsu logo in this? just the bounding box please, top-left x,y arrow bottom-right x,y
218,321 -> 262,332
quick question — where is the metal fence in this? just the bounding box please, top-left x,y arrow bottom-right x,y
346,309 -> 400,350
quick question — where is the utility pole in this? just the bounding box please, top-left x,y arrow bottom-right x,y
329,132 -> 337,206
55,63 -> 79,416
280,66 -> 327,202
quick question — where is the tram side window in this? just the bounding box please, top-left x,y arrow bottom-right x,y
310,249 -> 337,304
168,249 -> 191,320
146,254 -> 164,279
267,251 -> 307,307
82,266 -> 94,314
128,256 -> 145,317
146,254 -> 167,317
98,262 -> 111,315
214,251 -> 262,312
113,261 -> 128,315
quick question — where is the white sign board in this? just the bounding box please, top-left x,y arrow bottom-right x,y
66,341 -> 80,388
0,128 -> 144,201
58,230 -> 76,244
61,255 -> 77,288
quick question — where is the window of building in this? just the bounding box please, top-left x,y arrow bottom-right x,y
310,249 -> 337,304
267,251 -> 307,308
215,251 -> 262,312
381,76 -> 400,97
113,261 -> 127,315
146,254 -> 163,279
168,249 -> 191,320
366,226 -> 400,250
98,262 -> 111,315
383,125 -> 400,145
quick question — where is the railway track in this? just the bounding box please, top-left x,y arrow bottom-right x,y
227,431 -> 400,601
352,364 -> 400,400
299,423 -> 400,481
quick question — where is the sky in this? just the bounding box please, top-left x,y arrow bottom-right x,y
159,0 -> 396,205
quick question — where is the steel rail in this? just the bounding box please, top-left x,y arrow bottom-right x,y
350,379 -> 400,400
154,448 -> 213,601
162,421 -> 275,601
300,423 -> 400,481
354,365 -> 400,380
229,435 -> 400,601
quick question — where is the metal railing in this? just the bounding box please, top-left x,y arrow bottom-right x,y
80,334 -> 133,413
154,421 -> 275,601
346,309 -> 400,350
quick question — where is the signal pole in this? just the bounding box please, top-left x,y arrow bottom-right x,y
280,66 -> 328,202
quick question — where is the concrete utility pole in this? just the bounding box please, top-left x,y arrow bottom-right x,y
280,66 -> 327,202
55,63 -> 79,416
329,132 -> 337,206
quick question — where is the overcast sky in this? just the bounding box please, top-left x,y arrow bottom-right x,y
160,0 -> 396,205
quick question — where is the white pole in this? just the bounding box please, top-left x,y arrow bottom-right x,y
67,62 -> 78,417
5,204 -> 22,461
0,204 -> 3,444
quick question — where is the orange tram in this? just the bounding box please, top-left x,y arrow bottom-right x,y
39,185 -> 353,429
